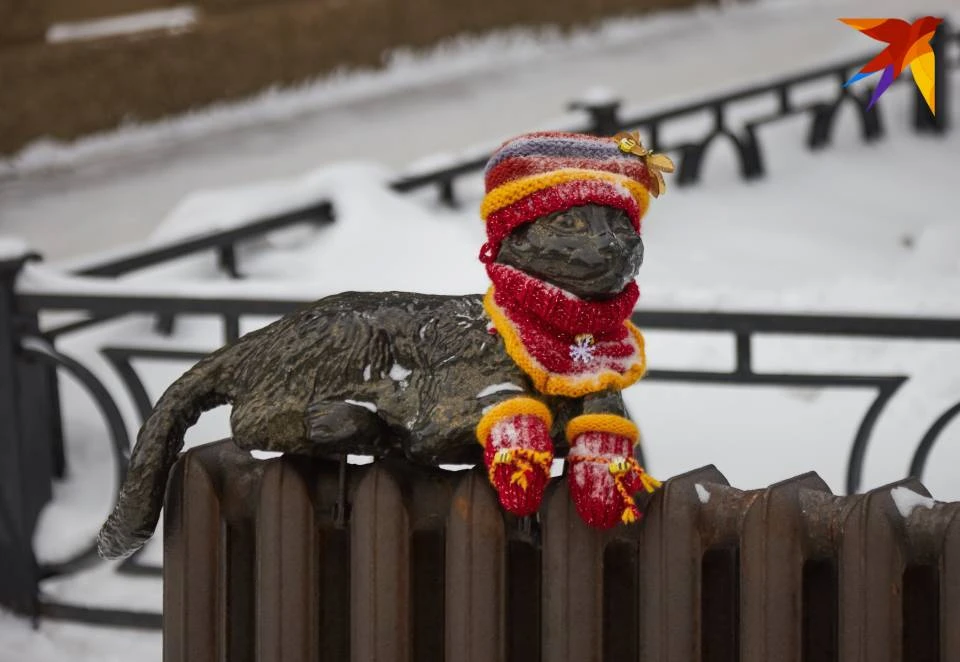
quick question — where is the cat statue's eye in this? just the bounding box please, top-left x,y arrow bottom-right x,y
552,213 -> 587,232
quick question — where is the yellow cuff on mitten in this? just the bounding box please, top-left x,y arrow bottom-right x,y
475,396 -> 553,447
565,413 -> 639,445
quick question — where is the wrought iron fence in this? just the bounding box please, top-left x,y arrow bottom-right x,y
391,21 -> 957,206
0,19 -> 957,628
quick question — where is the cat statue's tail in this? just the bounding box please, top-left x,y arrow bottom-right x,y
97,352 -> 231,560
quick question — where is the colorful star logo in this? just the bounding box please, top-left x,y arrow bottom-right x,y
840,17 -> 944,115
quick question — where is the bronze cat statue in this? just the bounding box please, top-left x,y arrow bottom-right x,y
98,131 -> 671,560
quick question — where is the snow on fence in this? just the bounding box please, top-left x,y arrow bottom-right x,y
162,439 -> 960,662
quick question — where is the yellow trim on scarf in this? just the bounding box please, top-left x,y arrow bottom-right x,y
483,288 -> 646,398
565,414 -> 639,445
480,169 -> 651,220
475,396 -> 553,446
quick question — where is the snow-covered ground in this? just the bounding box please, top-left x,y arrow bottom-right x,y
3,0 -> 960,658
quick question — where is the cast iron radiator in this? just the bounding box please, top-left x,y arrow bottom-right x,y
162,440 -> 959,662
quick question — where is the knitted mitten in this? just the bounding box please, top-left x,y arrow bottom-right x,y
476,397 -> 554,517
566,414 -> 660,529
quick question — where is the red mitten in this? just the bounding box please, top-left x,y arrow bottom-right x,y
566,414 -> 661,529
476,397 -> 554,517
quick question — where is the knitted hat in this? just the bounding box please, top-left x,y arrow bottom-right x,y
478,131 -> 671,263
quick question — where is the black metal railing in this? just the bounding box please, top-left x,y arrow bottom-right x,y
56,200 -> 334,339
390,21 -> 957,206
23,288 -> 960,498
70,201 -> 333,280
0,19 -> 956,627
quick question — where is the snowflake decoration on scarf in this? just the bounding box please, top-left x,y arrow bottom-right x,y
569,334 -> 596,364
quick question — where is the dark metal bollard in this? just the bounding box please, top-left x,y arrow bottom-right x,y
569,96 -> 623,137
914,18 -> 951,134
0,246 -> 45,617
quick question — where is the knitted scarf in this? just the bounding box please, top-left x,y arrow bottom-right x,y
484,263 -> 646,398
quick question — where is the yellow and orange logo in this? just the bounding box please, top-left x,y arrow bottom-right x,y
840,17 -> 943,115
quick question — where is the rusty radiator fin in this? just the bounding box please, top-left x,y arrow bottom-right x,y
740,473 -> 831,662
310,459 -> 352,660
896,489 -> 960,662
541,478 -> 604,662
350,465 -> 410,662
255,461 -> 318,662
697,480 -> 756,662
798,486 -> 849,662
638,465 -> 727,662
163,448 -> 225,662
839,479 -> 926,662
943,507 -> 960,661
445,471 -> 506,662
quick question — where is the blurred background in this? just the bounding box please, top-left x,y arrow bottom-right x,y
1,0 -> 959,658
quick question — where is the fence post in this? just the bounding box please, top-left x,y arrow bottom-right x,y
569,94 -> 623,137
913,19 -> 951,134
0,244 -> 42,617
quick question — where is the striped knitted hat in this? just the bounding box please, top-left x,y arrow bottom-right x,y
479,131 -> 666,263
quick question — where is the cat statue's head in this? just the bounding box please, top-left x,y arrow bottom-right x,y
479,130 -> 671,300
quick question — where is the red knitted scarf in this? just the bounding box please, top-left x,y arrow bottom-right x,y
484,263 -> 646,397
